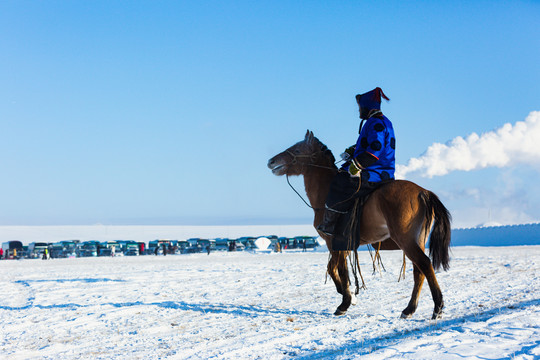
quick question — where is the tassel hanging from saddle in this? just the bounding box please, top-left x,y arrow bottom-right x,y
346,199 -> 366,294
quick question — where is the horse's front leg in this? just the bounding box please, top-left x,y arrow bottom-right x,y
334,251 -> 352,316
327,252 -> 344,295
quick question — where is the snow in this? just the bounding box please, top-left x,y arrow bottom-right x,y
1,246 -> 538,359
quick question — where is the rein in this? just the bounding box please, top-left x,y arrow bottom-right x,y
283,146 -> 368,296
286,174 -> 322,211
284,149 -> 339,212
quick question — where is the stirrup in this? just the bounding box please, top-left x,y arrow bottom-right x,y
317,225 -> 334,237
317,208 -> 342,236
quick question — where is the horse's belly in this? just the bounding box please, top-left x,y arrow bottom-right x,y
359,223 -> 389,245
359,197 -> 393,245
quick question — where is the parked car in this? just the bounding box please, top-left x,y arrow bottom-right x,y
184,238 -> 202,253
115,240 -> 138,254
214,238 -> 230,251
98,241 -> 121,256
28,242 -> 49,259
148,239 -> 175,255
78,241 -> 99,257
2,241 -> 24,259
236,237 -> 256,251
197,239 -> 215,252
59,240 -> 79,258
99,248 -> 113,256
294,236 -> 320,249
124,243 -> 139,256
176,240 -> 189,253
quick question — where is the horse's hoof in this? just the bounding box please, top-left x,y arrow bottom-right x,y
432,301 -> 444,319
432,310 -> 443,320
351,294 -> 357,306
334,308 -> 347,316
400,311 -> 413,319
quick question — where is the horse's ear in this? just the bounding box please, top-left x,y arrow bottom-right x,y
305,129 -> 314,144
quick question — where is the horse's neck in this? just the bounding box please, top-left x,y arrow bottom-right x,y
303,167 -> 335,226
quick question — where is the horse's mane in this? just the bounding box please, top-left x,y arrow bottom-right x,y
313,136 -> 337,165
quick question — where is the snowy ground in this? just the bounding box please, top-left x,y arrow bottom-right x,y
1,246 -> 539,359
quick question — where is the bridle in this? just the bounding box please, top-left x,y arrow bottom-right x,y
285,150 -> 339,171
285,150 -> 318,166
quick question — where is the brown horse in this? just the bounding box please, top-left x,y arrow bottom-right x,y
267,130 -> 451,319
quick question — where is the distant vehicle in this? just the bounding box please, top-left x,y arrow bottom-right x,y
235,241 -> 246,251
100,241 -> 120,250
184,238 -> 202,253
48,241 -> 78,258
197,239 -> 216,252
214,238 -> 230,251
99,248 -> 112,257
28,242 -> 49,259
115,240 -> 138,254
98,241 -> 121,256
279,237 -> 298,249
49,243 -> 64,258
59,240 -> 78,258
275,236 -> 319,250
2,241 -> 23,259
124,243 -> 139,256
236,237 -> 256,251
148,240 -> 174,255
176,240 -> 189,253
294,236 -> 320,249
78,241 -> 99,257
226,239 -> 245,252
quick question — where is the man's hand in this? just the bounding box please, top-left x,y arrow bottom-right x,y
340,145 -> 356,161
348,161 -> 360,176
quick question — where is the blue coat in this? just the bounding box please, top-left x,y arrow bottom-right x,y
348,115 -> 396,182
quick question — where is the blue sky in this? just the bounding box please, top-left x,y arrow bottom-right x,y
1,1 -> 539,227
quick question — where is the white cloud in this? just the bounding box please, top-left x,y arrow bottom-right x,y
396,111 -> 540,178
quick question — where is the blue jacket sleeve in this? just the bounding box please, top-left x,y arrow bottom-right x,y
353,118 -> 386,167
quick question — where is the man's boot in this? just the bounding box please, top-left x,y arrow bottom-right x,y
317,208 -> 342,237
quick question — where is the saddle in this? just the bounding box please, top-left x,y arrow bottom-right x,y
331,180 -> 391,251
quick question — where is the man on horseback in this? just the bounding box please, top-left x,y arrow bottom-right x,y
317,87 -> 396,241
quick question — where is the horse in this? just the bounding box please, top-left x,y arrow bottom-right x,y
267,130 -> 451,319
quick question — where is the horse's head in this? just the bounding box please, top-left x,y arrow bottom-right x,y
267,130 -> 336,176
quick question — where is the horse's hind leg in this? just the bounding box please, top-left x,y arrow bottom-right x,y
400,264 -> 425,318
403,245 -> 444,319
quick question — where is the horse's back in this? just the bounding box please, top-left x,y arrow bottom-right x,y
360,180 -> 430,245
376,180 -> 429,209
379,179 -> 426,196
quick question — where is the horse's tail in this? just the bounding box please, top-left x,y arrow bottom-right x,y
421,191 -> 452,271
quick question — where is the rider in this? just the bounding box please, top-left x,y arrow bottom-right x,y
317,87 -> 396,239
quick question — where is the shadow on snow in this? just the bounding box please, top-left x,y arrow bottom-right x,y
291,297 -> 540,359
1,279 -> 323,317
